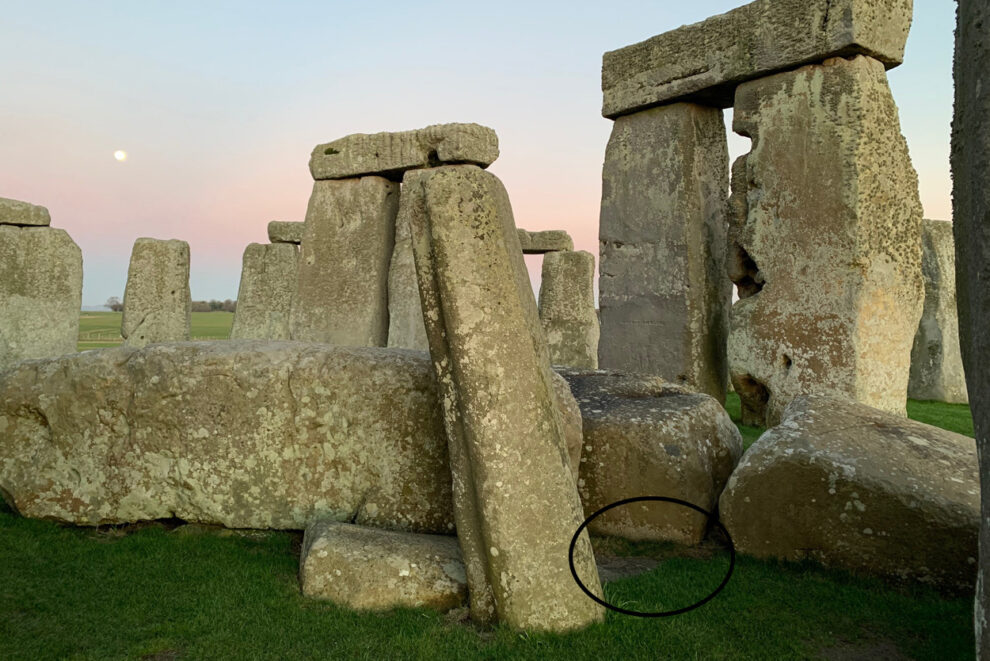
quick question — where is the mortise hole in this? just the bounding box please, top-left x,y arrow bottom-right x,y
324,147 -> 340,155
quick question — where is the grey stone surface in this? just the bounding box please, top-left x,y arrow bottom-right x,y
539,251 -> 599,368
0,197 -> 51,227
230,243 -> 299,340
599,102 -> 730,403
267,221 -> 304,245
909,220 -> 968,403
517,228 -> 573,254
300,521 -> 467,612
560,369 -> 742,544
386,180 -> 429,352
121,238 -> 191,348
408,164 -> 604,631
290,176 -> 399,346
310,124 -> 499,181
728,56 -> 923,427
951,1 -> 990,653
602,0 -> 914,117
720,395 -> 978,593
0,226 -> 82,372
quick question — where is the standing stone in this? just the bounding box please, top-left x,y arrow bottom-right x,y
407,164 -> 604,631
728,56 -> 924,427
909,220 -> 968,403
386,180 -> 429,351
290,177 -> 399,346
267,221 -> 304,245
121,238 -> 191,348
0,225 -> 82,371
951,1 -> 990,655
539,251 -> 599,368
0,197 -> 51,227
230,243 -> 299,340
599,102 -> 730,403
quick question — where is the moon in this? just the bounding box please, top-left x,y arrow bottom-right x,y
114,150 -> 128,162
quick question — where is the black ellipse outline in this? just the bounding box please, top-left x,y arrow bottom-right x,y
568,495 -> 736,618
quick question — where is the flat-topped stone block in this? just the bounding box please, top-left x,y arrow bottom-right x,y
0,197 -> 51,227
602,0 -> 913,117
309,123 -> 499,181
517,228 -> 573,254
267,221 -> 304,245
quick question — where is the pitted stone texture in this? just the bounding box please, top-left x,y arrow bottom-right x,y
909,220 -> 968,404
602,0 -> 913,117
290,176 -> 398,346
408,164 -> 604,631
539,251 -> 599,368
728,56 -> 924,427
309,124 -> 499,181
121,238 -> 191,348
230,243 -> 299,340
599,103 -> 730,403
517,229 -> 574,254
560,369 -> 742,544
300,521 -> 467,611
386,178 -> 429,352
0,197 -> 51,227
267,221 -> 304,245
720,395 -> 978,593
0,226 -> 82,372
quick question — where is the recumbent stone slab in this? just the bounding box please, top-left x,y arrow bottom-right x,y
230,243 -> 299,340
517,228 -> 573,254
121,238 -> 192,348
267,221 -> 305,245
539,250 -> 600,368
0,197 -> 51,227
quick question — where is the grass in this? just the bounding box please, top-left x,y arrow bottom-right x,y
77,311 -> 234,351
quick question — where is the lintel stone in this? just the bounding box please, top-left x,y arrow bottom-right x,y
0,197 -> 51,227
267,221 -> 304,245
517,229 -> 574,254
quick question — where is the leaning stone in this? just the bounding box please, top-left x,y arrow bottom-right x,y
909,220 -> 968,404
267,221 -> 304,245
290,177 -> 398,346
720,395 -> 979,593
599,102 -> 730,403
561,368 -> 742,544
300,520 -> 467,612
408,164 -> 604,631
517,228 -> 573,254
230,243 -> 299,340
539,251 -> 600,368
121,238 -> 191,348
0,197 -> 51,227
309,124 -> 499,181
602,0 -> 914,117
386,176 -> 429,352
0,226 -> 82,371
728,56 -> 924,427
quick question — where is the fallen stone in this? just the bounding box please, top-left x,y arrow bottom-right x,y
300,521 -> 467,611
560,368 -> 742,544
386,177 -> 429,352
290,176 -> 398,346
517,229 -> 573,254
0,197 -> 51,227
309,124 -> 499,181
720,395 -> 978,593
408,164 -> 604,631
230,243 -> 299,340
602,0 -> 914,117
0,226 -> 82,372
267,221 -> 305,245
728,56 -> 923,426
599,102 -> 730,403
539,251 -> 600,368
909,220 -> 968,404
121,238 -> 191,348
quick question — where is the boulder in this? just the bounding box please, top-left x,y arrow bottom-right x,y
0,197 -> 51,227
517,229 -> 573,254
267,221 -> 304,245
719,395 -> 978,593
121,238 -> 191,347
539,251 -> 600,369
230,243 -> 298,340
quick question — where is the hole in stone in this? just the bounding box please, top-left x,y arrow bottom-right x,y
734,374 -> 770,427
730,246 -> 764,298
324,147 -> 340,155
426,149 -> 441,168
782,354 -> 793,371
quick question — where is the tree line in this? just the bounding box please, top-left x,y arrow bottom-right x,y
105,297 -> 236,313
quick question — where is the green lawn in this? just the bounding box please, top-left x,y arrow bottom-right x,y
77,311 -> 234,351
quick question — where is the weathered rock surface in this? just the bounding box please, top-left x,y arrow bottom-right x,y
408,164 -> 604,631
0,341 -> 583,531
599,102 -> 730,403
602,0 -> 914,117
309,124 -> 499,181
121,238 -> 191,348
290,177 -> 398,346
0,226 -> 82,372
267,221 -> 305,245
539,251 -> 599,368
517,228 -> 573,254
909,220 -> 968,403
728,56 -> 924,427
0,197 -> 51,227
300,521 -> 467,611
386,179 -> 429,352
230,243 -> 299,340
720,395 -> 978,593
560,369 -> 742,544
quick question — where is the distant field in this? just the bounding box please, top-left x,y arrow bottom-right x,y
77,311 -> 234,351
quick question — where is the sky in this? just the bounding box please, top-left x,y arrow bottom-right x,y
0,1 -> 956,306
